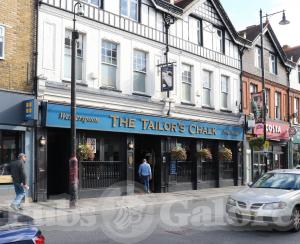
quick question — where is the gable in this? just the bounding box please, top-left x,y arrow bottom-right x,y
193,0 -> 223,27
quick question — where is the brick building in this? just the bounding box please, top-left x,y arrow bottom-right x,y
239,23 -> 294,182
0,0 -> 37,199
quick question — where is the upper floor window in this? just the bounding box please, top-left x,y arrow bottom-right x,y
255,46 -> 262,69
269,53 -> 277,74
298,65 -> 300,84
64,30 -> 84,81
294,97 -> 299,124
0,26 -> 4,59
197,20 -> 202,46
101,40 -> 118,88
120,0 -> 139,21
133,50 -> 146,93
188,17 -> 202,46
250,83 -> 258,94
82,0 -> 102,7
221,75 -> 229,109
266,88 -> 270,118
202,70 -> 212,107
182,64 -> 192,102
275,92 -> 281,120
213,27 -> 223,53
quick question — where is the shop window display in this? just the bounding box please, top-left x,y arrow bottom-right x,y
0,131 -> 21,184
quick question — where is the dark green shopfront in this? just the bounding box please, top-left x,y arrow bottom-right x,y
35,103 -> 244,201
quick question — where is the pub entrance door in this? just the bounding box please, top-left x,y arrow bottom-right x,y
134,135 -> 161,193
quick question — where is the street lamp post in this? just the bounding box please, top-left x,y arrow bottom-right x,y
69,1 -> 84,208
259,9 -> 289,173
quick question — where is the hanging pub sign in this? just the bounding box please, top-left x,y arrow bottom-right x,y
24,99 -> 38,121
251,92 -> 264,123
161,63 -> 174,92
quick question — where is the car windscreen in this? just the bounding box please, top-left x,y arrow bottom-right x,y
252,173 -> 300,190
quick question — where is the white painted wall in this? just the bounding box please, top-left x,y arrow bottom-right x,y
38,9 -> 241,116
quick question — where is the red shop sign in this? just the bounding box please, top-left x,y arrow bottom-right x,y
254,122 -> 289,140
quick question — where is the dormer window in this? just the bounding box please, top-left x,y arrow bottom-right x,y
120,0 -> 139,21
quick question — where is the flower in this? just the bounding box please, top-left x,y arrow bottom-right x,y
197,148 -> 212,160
219,147 -> 233,161
170,146 -> 187,161
77,143 -> 95,161
249,136 -> 265,150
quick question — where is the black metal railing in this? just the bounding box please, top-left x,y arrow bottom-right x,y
199,161 -> 216,181
176,161 -> 195,183
220,161 -> 234,179
79,161 -> 126,189
40,0 -> 240,69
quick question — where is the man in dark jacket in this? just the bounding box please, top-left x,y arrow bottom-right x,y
9,153 -> 28,211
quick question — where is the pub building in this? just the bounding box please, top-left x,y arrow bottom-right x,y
38,102 -> 243,198
34,0 -> 248,200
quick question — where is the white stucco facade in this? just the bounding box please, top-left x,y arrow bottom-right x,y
37,0 -> 243,125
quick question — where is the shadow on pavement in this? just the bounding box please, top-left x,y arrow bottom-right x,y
0,208 -> 34,227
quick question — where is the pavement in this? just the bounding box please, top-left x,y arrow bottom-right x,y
0,186 -> 244,222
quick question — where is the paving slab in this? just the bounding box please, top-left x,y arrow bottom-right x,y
0,186 -> 244,222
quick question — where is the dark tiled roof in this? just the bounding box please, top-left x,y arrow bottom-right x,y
174,0 -> 194,9
239,23 -> 267,42
239,23 -> 294,68
152,0 -> 250,46
284,46 -> 300,62
153,0 -> 184,15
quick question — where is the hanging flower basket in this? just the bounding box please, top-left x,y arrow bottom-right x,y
197,148 -> 212,160
77,143 -> 95,161
219,147 -> 233,161
170,146 -> 187,161
249,136 -> 264,150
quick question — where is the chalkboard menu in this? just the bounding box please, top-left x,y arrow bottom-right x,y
170,161 -> 177,175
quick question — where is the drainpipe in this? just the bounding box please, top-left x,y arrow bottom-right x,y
239,46 -> 246,185
287,67 -> 292,169
239,46 -> 246,113
33,0 -> 39,202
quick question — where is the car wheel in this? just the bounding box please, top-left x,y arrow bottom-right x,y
290,207 -> 300,232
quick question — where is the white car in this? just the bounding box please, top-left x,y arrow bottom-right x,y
226,169 -> 300,232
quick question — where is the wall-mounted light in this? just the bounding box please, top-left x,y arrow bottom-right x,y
128,141 -> 134,150
39,136 -> 47,146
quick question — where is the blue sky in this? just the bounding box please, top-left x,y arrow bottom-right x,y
220,0 -> 300,47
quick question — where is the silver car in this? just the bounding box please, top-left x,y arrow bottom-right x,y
226,169 -> 300,232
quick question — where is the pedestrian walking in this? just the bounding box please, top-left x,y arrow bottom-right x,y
9,153 -> 29,211
138,159 -> 152,194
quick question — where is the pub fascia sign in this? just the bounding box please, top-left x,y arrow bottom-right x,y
47,103 -> 243,140
59,112 -> 99,123
58,112 -> 218,136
